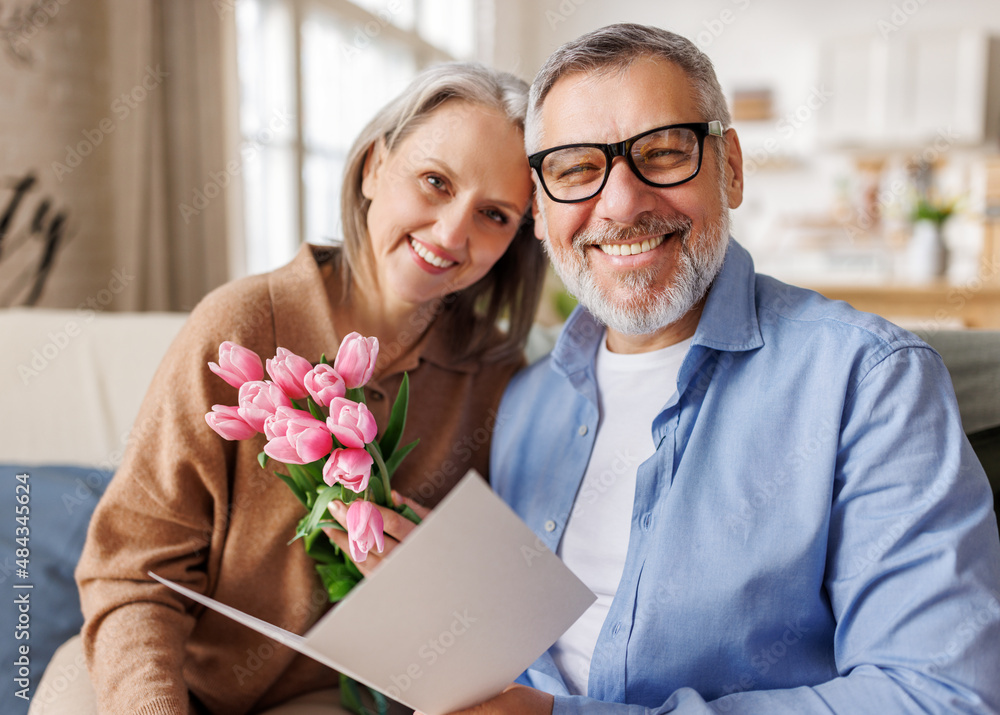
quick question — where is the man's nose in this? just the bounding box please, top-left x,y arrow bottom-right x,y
593,157 -> 658,224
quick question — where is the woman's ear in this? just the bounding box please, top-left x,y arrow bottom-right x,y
361,139 -> 386,200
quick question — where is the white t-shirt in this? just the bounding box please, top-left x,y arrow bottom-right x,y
552,332 -> 692,696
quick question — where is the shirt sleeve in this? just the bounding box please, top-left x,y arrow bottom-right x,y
548,345 -> 1000,714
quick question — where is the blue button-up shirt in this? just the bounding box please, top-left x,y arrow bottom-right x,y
492,240 -> 1000,713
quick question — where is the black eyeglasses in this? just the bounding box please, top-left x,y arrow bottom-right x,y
528,121 -> 724,204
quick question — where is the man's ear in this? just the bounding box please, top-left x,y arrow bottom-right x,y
361,139 -> 386,200
723,128 -> 744,210
531,192 -> 546,242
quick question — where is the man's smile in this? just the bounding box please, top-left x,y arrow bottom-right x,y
595,234 -> 667,256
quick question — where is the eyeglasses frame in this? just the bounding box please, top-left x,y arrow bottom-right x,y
528,120 -> 725,204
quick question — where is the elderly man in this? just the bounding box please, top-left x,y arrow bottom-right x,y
467,23 -> 1000,715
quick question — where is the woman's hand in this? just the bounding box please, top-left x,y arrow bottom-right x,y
324,490 -> 430,576
414,684 -> 554,715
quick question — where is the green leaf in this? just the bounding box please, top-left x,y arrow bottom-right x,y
368,687 -> 389,715
294,486 -> 342,541
274,472 -> 309,509
339,673 -> 366,714
379,372 -> 410,458
384,439 -> 419,481
320,352 -> 328,365
346,386 -> 366,404
344,556 -> 363,580
317,563 -> 360,602
290,513 -> 312,544
304,529 -> 340,565
257,451 -> 269,469
287,462 -> 319,498
368,474 -> 386,507
306,396 -> 325,421
301,458 -> 325,485
397,503 -> 423,526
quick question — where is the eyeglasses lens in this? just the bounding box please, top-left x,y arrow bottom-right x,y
632,127 -> 700,185
540,127 -> 701,202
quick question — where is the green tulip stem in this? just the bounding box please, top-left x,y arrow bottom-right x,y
367,442 -> 391,508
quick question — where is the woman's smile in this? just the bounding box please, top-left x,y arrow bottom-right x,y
407,236 -> 458,271
361,100 -> 533,311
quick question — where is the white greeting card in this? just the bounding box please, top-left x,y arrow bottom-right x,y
151,471 -> 594,715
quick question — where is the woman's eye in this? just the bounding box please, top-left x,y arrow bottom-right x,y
483,208 -> 508,225
425,175 -> 447,191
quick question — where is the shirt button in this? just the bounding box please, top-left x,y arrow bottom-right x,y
642,513 -> 652,530
544,520 -> 556,532
578,424 -> 588,436
612,622 -> 622,636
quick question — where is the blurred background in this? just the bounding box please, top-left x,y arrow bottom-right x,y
3,0 -> 1000,329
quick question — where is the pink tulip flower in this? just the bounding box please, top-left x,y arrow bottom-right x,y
322,447 -> 374,493
334,332 -> 379,389
237,380 -> 293,433
266,347 -> 313,400
326,397 -> 378,449
304,363 -> 346,408
263,406 -> 333,464
205,405 -> 256,440
208,341 -> 264,389
345,499 -> 384,563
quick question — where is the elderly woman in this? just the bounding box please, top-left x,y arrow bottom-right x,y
43,63 -> 545,715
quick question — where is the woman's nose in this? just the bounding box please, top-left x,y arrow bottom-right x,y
433,203 -> 473,249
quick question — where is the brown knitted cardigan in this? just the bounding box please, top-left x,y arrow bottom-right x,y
76,244 -> 523,714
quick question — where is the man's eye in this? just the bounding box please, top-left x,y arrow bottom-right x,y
551,164 -> 601,185
560,164 -> 599,177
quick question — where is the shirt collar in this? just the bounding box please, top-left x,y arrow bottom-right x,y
268,242 -> 481,374
691,238 -> 764,353
551,237 -> 763,376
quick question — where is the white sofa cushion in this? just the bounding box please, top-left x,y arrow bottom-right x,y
0,308 -> 187,468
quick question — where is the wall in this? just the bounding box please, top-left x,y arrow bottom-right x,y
493,0 -> 1000,287
0,0 -> 123,311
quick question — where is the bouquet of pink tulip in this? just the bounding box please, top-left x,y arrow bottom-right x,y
204,332 -> 421,604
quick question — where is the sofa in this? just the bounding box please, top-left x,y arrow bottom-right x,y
1,307 -> 998,713
0,308 -> 188,712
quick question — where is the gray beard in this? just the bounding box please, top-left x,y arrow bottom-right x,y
541,209 -> 731,336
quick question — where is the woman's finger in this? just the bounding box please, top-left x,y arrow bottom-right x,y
322,521 -> 398,577
379,502 -> 420,542
392,489 -> 431,519
326,498 -> 424,543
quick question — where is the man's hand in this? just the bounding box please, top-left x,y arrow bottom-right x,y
415,684 -> 554,715
323,490 -> 429,577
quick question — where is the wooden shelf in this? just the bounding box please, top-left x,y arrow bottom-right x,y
805,282 -> 1000,329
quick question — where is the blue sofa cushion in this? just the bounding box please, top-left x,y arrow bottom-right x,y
0,464 -> 111,710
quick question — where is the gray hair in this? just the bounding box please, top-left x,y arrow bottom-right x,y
339,62 -> 546,362
343,62 -> 529,277
525,23 -> 732,153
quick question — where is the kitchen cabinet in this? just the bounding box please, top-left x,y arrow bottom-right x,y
804,219 -> 1000,329
819,30 -> 1000,148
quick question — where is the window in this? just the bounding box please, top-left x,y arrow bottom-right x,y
235,0 -> 483,276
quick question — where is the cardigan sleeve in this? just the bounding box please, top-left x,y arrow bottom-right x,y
76,278 -> 273,714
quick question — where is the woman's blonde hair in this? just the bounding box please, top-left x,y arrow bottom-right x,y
339,62 -> 546,363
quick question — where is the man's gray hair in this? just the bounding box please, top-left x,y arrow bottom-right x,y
525,23 -> 732,153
